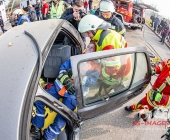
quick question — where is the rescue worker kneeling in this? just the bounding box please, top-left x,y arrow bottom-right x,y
30,44 -> 97,140
13,9 -> 30,25
125,59 -> 170,121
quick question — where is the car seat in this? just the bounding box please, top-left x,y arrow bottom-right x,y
43,45 -> 71,80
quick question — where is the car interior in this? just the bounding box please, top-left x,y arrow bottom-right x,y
42,31 -> 82,83
31,31 -> 82,140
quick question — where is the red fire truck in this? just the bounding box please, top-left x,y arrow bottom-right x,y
112,0 -> 158,30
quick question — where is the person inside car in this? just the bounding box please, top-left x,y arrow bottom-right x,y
30,43 -> 97,140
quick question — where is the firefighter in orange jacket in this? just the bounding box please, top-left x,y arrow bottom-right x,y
125,59 -> 170,115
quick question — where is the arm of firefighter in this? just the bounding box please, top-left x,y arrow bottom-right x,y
153,60 -> 167,74
82,69 -> 99,87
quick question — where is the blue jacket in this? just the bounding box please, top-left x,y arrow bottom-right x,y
17,15 -> 30,25
59,59 -> 99,93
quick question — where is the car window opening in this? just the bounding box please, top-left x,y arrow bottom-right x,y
30,31 -> 81,140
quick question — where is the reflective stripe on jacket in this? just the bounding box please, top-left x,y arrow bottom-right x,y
92,29 -> 127,52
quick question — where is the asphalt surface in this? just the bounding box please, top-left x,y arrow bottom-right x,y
80,25 -> 170,140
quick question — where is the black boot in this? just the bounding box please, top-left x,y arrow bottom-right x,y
125,106 -> 132,111
140,113 -> 149,122
30,125 -> 41,139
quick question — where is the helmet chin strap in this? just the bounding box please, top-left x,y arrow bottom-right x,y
90,30 -> 96,35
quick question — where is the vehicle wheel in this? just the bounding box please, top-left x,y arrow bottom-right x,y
137,17 -> 141,23
142,18 -> 145,24
131,27 -> 137,30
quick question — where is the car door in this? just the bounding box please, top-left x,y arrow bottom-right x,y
71,46 -> 151,120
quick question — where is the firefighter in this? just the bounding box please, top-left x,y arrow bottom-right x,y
125,59 -> 170,120
78,15 -> 131,98
78,14 -> 127,51
98,0 -> 126,36
13,9 -> 30,25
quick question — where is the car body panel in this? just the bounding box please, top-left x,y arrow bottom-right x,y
0,19 -> 82,139
71,47 -> 151,120
23,19 -> 63,52
0,27 -> 38,139
0,19 -> 151,139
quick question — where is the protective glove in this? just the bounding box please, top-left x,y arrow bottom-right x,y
68,68 -> 73,79
152,89 -> 162,102
151,67 -> 156,76
58,71 -> 75,94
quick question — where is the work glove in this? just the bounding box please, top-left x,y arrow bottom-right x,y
152,89 -> 162,102
58,71 -> 75,94
68,68 -> 73,79
151,67 -> 156,76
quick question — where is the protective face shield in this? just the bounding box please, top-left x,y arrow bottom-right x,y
78,15 -> 111,33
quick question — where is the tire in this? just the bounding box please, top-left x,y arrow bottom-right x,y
131,27 -> 137,30
142,18 -> 145,24
137,17 -> 141,23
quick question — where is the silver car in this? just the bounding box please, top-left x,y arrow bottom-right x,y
0,19 -> 151,140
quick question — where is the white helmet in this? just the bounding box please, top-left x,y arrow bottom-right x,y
78,15 -> 111,33
13,9 -> 23,15
99,0 -> 115,13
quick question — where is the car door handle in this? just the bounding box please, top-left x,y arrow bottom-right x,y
133,88 -> 143,96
